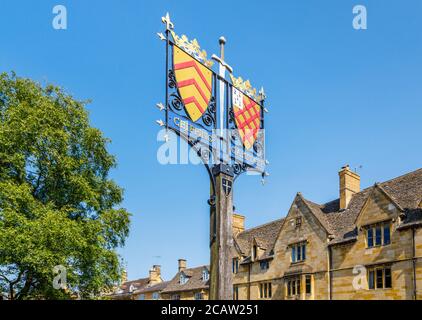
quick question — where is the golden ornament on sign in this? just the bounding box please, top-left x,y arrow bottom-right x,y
229,74 -> 260,101
170,31 -> 214,68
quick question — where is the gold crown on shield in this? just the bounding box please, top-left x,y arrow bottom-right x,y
230,74 -> 261,101
170,31 -> 214,68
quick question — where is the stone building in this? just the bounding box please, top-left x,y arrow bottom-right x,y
109,265 -> 166,300
113,166 -> 422,300
160,259 -> 210,300
232,166 -> 422,300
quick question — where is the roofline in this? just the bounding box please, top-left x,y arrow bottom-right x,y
298,193 -> 331,235
237,218 -> 285,236
161,285 -> 209,294
320,167 -> 422,208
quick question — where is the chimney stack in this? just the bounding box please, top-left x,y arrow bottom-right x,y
339,165 -> 360,210
178,259 -> 187,273
149,265 -> 161,285
232,214 -> 245,236
121,269 -> 128,284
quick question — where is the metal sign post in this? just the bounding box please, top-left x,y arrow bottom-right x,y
156,13 -> 268,300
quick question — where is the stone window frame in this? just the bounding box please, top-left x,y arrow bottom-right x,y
364,220 -> 392,249
367,264 -> 393,290
290,241 -> 307,264
305,275 -> 312,295
259,260 -> 270,271
232,258 -> 239,274
194,292 -> 204,300
259,282 -> 272,299
233,285 -> 239,300
285,276 -> 301,298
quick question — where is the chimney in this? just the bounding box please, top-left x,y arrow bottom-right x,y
178,259 -> 187,273
339,165 -> 360,210
121,269 -> 128,284
149,265 -> 161,285
232,214 -> 245,236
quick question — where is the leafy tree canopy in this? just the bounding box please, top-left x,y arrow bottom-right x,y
0,72 -> 131,299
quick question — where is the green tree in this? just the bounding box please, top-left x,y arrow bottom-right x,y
0,72 -> 131,300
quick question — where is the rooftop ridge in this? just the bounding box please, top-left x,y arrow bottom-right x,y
310,167 -> 422,209
237,218 -> 284,235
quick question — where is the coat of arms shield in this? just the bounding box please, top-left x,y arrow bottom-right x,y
232,86 -> 261,150
173,46 -> 213,122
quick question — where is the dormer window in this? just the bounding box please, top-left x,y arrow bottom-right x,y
129,284 -> 136,293
252,245 -> 258,261
202,269 -> 209,281
366,222 -> 391,248
260,260 -> 270,271
179,273 -> 188,285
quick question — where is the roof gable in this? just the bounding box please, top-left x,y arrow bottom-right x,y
161,266 -> 209,294
355,184 -> 401,227
234,218 -> 284,260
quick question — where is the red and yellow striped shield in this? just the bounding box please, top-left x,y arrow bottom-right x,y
173,46 -> 213,122
233,90 -> 261,150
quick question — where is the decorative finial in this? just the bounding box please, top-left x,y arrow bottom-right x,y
219,36 -> 226,60
259,87 -> 266,101
161,12 -> 174,31
156,102 -> 165,111
157,32 -> 166,41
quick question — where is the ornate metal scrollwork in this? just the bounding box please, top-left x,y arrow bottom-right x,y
169,93 -> 183,111
233,162 -> 247,175
201,97 -> 216,129
168,70 -> 177,89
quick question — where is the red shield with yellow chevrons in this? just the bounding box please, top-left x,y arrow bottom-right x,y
173,46 -> 213,122
232,87 -> 261,150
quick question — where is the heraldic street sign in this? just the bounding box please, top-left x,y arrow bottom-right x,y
156,12 -> 269,300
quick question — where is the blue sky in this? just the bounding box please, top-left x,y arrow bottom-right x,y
1,0 -> 421,281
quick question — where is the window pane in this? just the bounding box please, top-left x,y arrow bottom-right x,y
367,229 -> 374,247
260,284 -> 263,298
292,281 -> 296,295
297,246 -> 301,261
292,247 -> 296,262
302,244 -> 306,260
269,283 -> 272,298
287,281 -> 291,296
384,224 -> 391,245
306,276 -> 311,294
375,227 -> 382,246
264,283 -> 268,298
297,279 -> 301,295
368,270 -> 375,289
385,268 -> 392,288
376,269 -> 383,288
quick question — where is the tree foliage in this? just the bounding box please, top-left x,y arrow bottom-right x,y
0,72 -> 131,299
